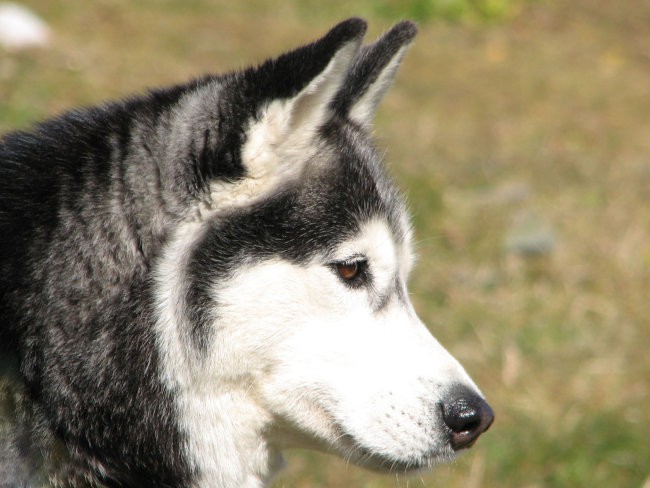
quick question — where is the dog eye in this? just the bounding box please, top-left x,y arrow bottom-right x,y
337,261 -> 360,280
332,259 -> 368,286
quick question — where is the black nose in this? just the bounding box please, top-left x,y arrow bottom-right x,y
441,385 -> 494,451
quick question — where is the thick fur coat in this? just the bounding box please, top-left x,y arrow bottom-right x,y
0,18 -> 492,487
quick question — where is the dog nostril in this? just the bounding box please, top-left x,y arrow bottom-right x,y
441,388 -> 494,451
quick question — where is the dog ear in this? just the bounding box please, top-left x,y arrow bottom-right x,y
202,19 -> 366,215
244,17 -> 366,151
333,21 -> 417,128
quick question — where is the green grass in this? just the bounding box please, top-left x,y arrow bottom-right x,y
2,0 -> 649,487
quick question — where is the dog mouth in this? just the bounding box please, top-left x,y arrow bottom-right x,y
331,425 -> 454,474
285,398 -> 460,473
342,440 -> 454,473
267,387 -> 461,473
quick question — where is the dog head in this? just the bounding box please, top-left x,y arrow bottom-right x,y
155,18 -> 493,481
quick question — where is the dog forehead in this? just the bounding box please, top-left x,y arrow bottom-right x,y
331,218 -> 401,276
299,121 -> 409,240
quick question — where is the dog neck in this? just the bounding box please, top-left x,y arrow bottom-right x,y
181,388 -> 285,488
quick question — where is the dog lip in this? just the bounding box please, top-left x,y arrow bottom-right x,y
331,422 -> 449,473
345,448 -> 446,474
449,431 -> 479,450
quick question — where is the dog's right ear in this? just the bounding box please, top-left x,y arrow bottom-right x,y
202,18 -> 366,214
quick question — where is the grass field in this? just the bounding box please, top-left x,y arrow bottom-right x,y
1,0 -> 649,486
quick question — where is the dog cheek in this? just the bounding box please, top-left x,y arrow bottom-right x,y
255,322 -> 354,438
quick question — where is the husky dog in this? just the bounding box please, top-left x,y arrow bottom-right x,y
0,18 -> 493,487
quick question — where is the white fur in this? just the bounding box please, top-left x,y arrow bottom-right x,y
214,220 -> 478,469
349,45 -> 412,127
154,219 -> 283,487
154,216 -> 481,487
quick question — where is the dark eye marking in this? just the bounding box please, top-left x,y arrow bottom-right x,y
330,257 -> 370,288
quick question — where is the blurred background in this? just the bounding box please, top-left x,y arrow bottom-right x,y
1,0 -> 648,486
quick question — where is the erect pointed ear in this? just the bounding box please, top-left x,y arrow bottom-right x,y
247,17 -> 366,144
333,21 -> 417,128
204,19 -> 366,215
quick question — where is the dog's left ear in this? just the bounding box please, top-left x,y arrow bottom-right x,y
333,21 -> 417,128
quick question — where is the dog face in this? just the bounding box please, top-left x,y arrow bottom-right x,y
153,18 -> 493,484
198,143 -> 492,473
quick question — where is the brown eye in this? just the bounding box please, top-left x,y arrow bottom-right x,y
330,258 -> 369,287
336,261 -> 360,281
